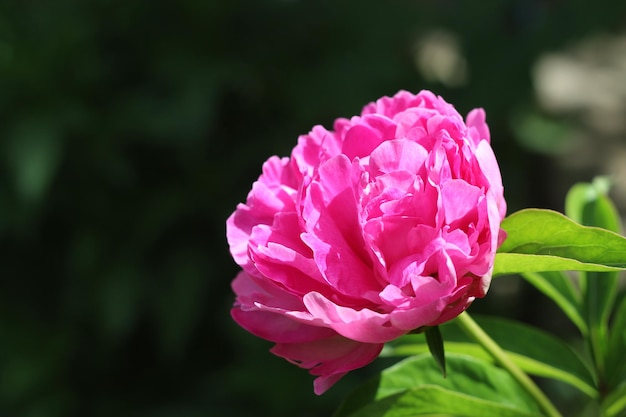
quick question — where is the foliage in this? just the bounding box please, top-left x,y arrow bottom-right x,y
0,1 -> 625,416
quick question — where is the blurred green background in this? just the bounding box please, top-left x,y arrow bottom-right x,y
1,1 -> 625,416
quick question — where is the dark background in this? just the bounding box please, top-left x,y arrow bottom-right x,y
1,1 -> 625,416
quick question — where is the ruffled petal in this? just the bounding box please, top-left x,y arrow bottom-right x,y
302,292 -> 406,343
271,335 -> 383,395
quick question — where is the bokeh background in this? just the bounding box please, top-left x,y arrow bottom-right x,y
1,1 -> 626,416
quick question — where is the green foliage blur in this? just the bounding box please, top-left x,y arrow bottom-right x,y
0,1 -> 624,416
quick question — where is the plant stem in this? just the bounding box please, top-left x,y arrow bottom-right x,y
456,312 -> 563,417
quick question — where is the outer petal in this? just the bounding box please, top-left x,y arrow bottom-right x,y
476,140 -> 506,218
291,125 -> 342,177
303,292 -> 406,343
231,271 -> 336,343
247,212 -> 330,297
226,156 -> 297,270
341,114 -> 397,160
466,108 -> 490,144
271,335 -> 383,395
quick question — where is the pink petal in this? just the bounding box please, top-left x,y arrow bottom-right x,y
248,222 -> 330,297
303,292 -> 406,343
232,309 -> 334,344
301,155 -> 381,299
226,156 -> 297,270
466,108 -> 490,144
341,114 -> 397,160
232,271 -> 303,312
292,125 -> 342,177
271,335 -> 383,395
388,298 -> 447,330
231,271 -> 335,343
368,139 -> 428,175
441,180 -> 482,225
476,140 -> 506,219
226,205 -> 257,269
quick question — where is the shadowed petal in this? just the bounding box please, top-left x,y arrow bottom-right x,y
271,335 -> 383,395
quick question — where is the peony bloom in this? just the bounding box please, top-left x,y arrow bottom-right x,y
227,90 -> 507,394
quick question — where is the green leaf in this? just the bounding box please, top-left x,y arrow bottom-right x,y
520,271 -> 587,335
602,382 -> 626,417
565,181 -> 603,227
493,253 -> 623,276
606,294 -> 626,389
425,326 -> 446,377
385,316 -> 597,398
565,178 -> 621,232
336,385 -> 541,417
565,179 -> 622,381
333,353 -> 541,417
495,208 -> 626,276
498,209 -> 626,265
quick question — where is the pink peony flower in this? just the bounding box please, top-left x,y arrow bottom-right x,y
227,90 -> 507,394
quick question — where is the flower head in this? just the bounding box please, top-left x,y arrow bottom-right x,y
227,90 -> 506,394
